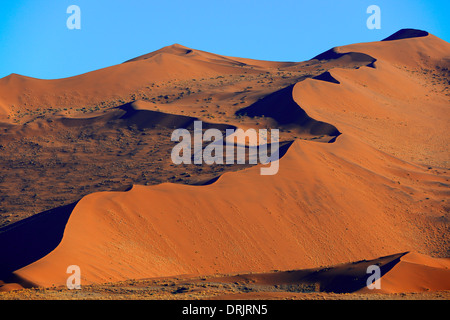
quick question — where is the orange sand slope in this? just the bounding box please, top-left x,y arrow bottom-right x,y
1,30 -> 449,293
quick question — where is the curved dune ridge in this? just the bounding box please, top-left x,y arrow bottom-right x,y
0,29 -> 449,295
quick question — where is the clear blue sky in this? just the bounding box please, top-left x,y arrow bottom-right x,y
0,0 -> 448,79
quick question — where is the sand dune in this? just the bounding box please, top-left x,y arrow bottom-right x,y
10,132 -> 448,287
235,84 -> 341,138
0,44 -> 279,122
382,29 -> 429,41
212,251 -> 450,294
3,251 -> 449,295
116,100 -> 234,131
125,43 -> 299,69
358,252 -> 450,293
0,29 -> 448,297
210,252 -> 407,294
293,34 -> 450,167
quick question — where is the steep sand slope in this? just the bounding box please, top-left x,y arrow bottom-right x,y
13,133 -> 448,287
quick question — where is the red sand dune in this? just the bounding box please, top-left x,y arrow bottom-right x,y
0,44 -> 300,122
0,30 -> 449,294
12,133 -> 448,288
210,251 -> 450,294
296,33 -> 450,167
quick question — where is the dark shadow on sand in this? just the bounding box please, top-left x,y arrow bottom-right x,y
0,201 -> 79,279
235,85 -> 341,139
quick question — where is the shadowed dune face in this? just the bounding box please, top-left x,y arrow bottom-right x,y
0,202 -> 78,279
235,85 -> 341,139
212,252 -> 408,294
357,252 -> 450,294
311,49 -> 377,67
3,252 -> 449,296
117,101 -> 235,131
56,100 -> 236,132
312,71 -> 341,84
0,30 -> 449,295
202,251 -> 450,296
382,29 -> 429,41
